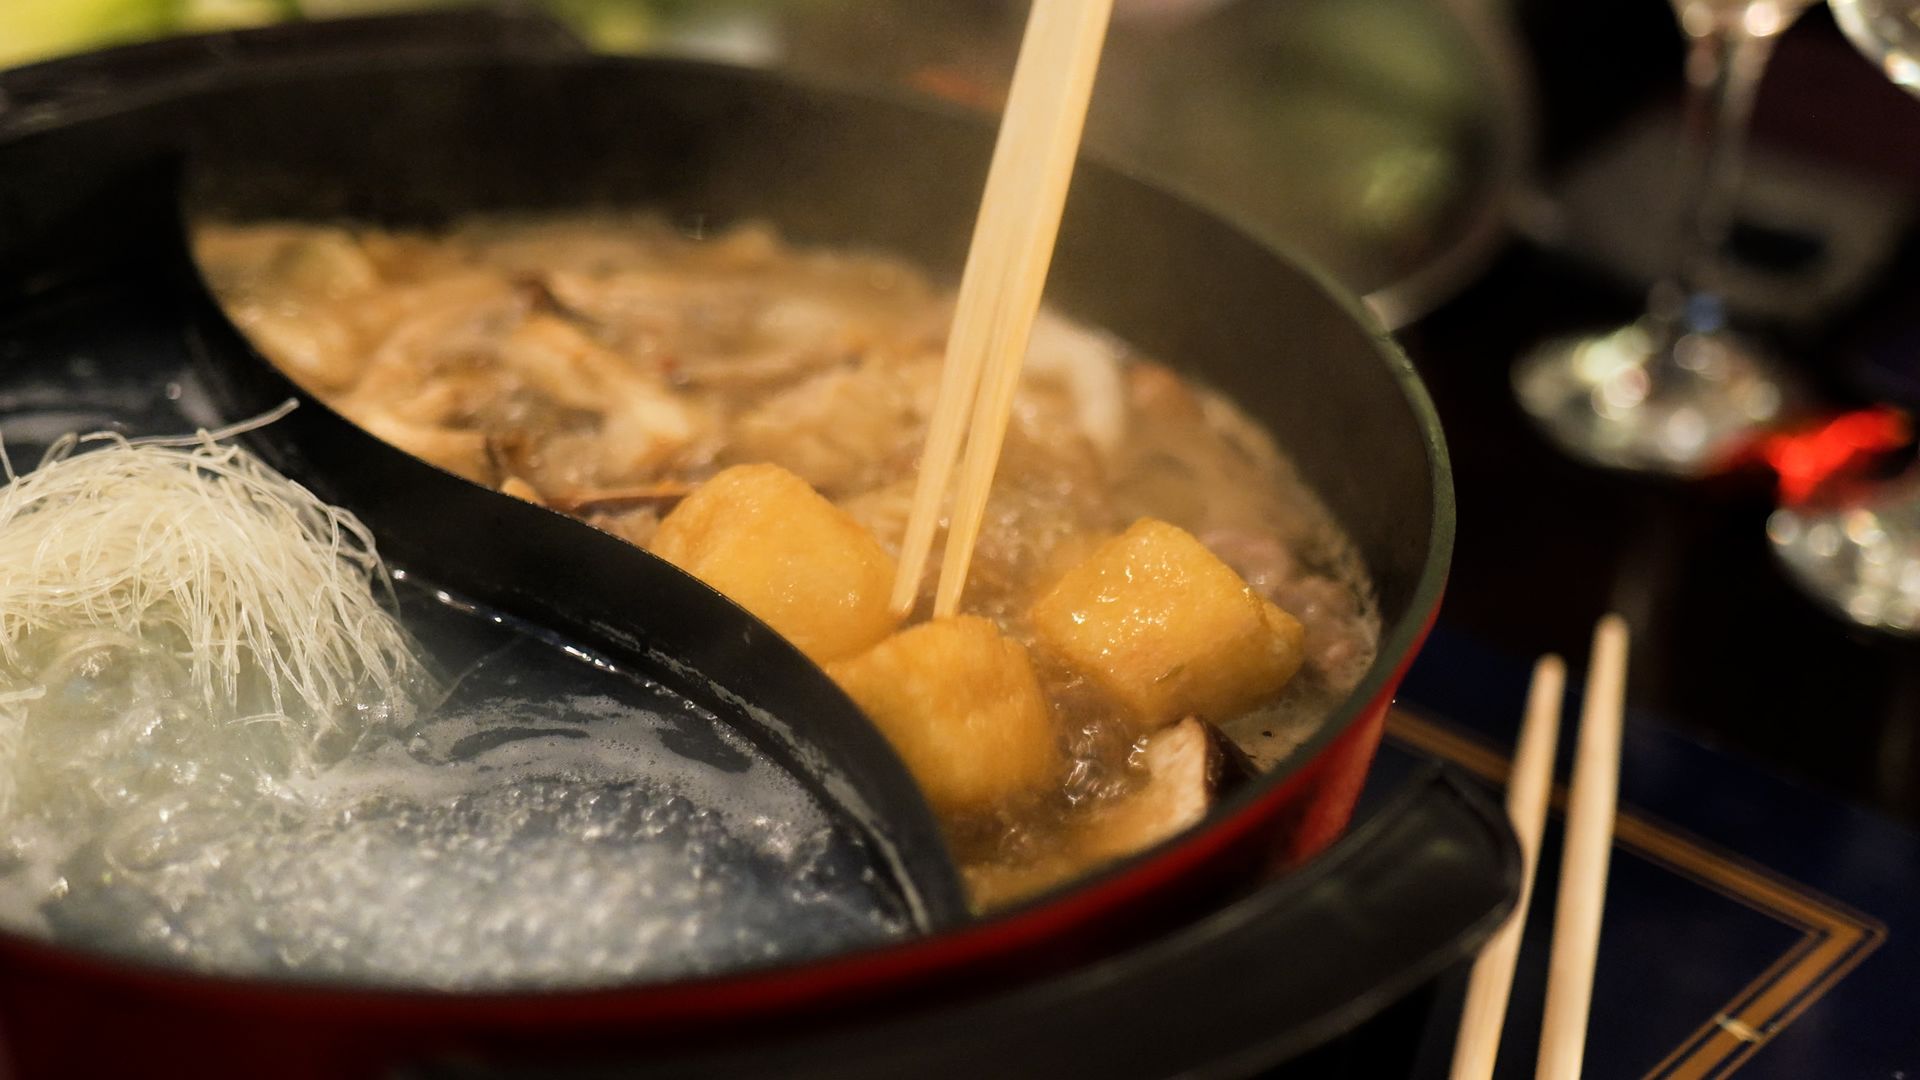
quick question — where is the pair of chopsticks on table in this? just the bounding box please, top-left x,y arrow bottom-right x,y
1450,614 -> 1630,1080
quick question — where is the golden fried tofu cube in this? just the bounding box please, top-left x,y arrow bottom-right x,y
827,616 -> 1061,818
650,464 -> 897,663
1030,518 -> 1304,733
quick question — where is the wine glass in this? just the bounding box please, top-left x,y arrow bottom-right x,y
1768,0 -> 1920,636
1512,0 -> 1818,476
1830,0 -> 1920,91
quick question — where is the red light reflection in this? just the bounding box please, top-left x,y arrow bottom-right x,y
1755,406 -> 1912,505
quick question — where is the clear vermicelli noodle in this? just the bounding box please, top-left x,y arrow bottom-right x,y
0,419 -> 426,806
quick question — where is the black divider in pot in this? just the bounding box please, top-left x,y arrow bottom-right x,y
0,154 -> 970,979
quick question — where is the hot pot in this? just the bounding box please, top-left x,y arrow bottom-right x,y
0,12 -> 1508,1078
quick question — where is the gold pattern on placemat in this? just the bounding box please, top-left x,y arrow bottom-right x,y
1386,709 -> 1887,1079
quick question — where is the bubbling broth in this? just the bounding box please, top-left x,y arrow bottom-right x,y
0,579 -> 910,989
0,436 -> 907,988
195,214 -> 1381,908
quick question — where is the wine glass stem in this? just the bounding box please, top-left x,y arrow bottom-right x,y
1654,21 -> 1780,337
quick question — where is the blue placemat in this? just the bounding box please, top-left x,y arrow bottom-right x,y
1366,624 -> 1918,1079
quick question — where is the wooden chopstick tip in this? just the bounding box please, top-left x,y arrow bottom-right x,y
1528,654 -> 1567,703
1580,613 -> 1631,729
1591,613 -> 1629,661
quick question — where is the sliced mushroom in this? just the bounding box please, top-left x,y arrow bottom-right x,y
727,357 -> 939,495
584,506 -> 663,549
1021,310 -> 1128,457
355,411 -> 494,486
540,481 -> 694,515
498,475 -> 544,505
229,304 -> 364,395
1083,716 -> 1253,862
963,717 -> 1255,913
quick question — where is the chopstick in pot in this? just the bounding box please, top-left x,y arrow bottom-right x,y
890,0 -> 1116,618
1535,614 -> 1629,1080
1447,654 -> 1566,1080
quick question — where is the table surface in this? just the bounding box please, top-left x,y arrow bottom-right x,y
1379,628 -> 1920,1080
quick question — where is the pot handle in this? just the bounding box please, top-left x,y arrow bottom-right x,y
0,9 -> 586,137
425,765 -> 1520,1080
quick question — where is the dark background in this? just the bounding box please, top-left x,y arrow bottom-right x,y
1410,0 -> 1920,825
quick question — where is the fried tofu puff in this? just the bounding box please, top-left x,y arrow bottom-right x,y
650,463 -> 899,664
828,617 -> 1062,818
1031,518 -> 1305,735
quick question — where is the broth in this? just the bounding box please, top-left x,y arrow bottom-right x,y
0,576 -> 909,989
195,215 -> 1380,907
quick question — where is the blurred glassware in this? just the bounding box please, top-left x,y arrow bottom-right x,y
1512,0 -> 1817,477
1831,0 -> 1920,92
1767,0 -> 1920,638
1771,466 -> 1920,635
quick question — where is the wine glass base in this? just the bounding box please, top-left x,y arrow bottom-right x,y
1513,322 -> 1790,477
1769,464 -> 1920,637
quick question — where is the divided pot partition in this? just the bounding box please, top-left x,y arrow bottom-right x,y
0,20 -> 1487,1079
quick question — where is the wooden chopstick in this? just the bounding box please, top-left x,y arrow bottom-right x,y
889,0 -> 1115,617
1448,654 -> 1566,1080
1448,614 -> 1629,1080
1536,614 -> 1630,1080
